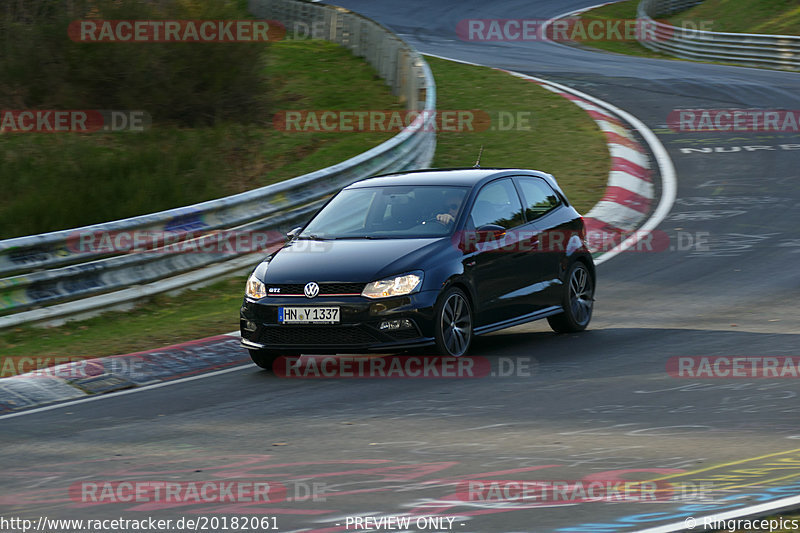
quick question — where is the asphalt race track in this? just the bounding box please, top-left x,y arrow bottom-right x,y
2,1 -> 799,532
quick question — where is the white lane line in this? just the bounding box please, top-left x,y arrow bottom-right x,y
547,2 -> 623,23
635,494 -> 800,533
454,423 -> 511,432
0,364 -> 254,420
542,1 -> 631,53
422,52 -> 677,267
571,100 -> 617,118
527,77 -> 677,265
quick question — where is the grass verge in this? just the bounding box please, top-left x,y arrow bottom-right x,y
576,0 -> 799,62
426,56 -> 608,213
668,0 -> 800,35
573,0 -> 674,58
0,40 -> 401,238
0,55 -> 610,373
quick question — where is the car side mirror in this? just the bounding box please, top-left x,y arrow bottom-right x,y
286,227 -> 302,241
457,224 -> 507,253
476,224 -> 506,241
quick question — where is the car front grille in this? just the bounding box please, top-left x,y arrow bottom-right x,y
266,283 -> 366,296
260,325 -> 379,346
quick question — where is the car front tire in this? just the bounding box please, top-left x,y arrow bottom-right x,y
548,261 -> 594,333
434,287 -> 473,357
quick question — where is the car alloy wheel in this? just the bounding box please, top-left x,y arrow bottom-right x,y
548,261 -> 594,333
435,287 -> 473,357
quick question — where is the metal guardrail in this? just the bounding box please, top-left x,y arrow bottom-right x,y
637,0 -> 800,70
0,0 -> 436,329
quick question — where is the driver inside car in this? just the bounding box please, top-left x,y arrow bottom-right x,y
435,194 -> 464,225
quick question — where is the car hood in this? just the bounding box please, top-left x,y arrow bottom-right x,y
260,237 -> 451,283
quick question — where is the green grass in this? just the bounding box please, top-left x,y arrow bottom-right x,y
668,0 -> 800,35
577,0 -> 800,62
0,40 -> 401,238
0,55 -> 610,374
0,0 -> 269,128
573,0 -> 675,58
0,278 -> 247,362
426,56 -> 608,214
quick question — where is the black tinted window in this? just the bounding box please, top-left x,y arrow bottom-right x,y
469,179 -> 525,229
301,185 -> 469,238
517,177 -> 561,221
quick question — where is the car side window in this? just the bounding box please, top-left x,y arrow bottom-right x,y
326,189 -> 376,233
516,177 -> 561,221
469,179 -> 525,229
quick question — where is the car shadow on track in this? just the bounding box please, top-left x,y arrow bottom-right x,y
245,326 -> 800,386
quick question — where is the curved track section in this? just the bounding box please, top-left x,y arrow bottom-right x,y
1,2 -> 799,532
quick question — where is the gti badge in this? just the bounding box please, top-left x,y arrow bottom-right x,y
304,282 -> 320,298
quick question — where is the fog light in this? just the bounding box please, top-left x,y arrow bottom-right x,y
379,319 -> 413,331
243,320 -> 258,332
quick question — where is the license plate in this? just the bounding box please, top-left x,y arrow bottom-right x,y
279,307 -> 340,324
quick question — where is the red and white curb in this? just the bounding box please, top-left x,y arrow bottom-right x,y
420,52 -> 676,264
566,97 -> 653,225
487,69 -> 676,267
0,331 -> 247,417
495,68 -> 658,257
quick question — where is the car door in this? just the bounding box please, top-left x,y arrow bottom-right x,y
514,176 -> 568,308
461,178 -> 527,325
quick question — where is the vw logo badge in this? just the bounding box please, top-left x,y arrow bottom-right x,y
304,282 -> 320,299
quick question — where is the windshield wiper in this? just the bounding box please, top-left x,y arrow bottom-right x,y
298,233 -> 335,241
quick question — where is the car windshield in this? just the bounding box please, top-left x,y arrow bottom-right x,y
300,185 -> 470,239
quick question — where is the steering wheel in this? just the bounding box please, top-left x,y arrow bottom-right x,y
420,215 -> 450,227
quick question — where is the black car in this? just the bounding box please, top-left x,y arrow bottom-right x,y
240,168 -> 595,370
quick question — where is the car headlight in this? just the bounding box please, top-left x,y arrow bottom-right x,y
362,272 -> 423,299
245,273 -> 267,299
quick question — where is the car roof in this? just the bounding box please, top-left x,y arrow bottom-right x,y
346,168 -> 552,188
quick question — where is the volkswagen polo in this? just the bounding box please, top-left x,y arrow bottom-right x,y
240,168 -> 595,370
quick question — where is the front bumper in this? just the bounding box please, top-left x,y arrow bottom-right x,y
240,290 -> 439,354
